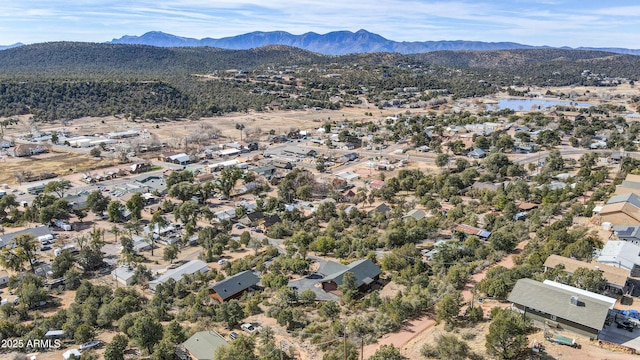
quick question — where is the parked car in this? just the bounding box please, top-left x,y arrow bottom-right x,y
168,263 -> 180,269
229,332 -> 238,340
80,340 -> 103,352
217,259 -> 228,265
241,323 -> 257,333
234,224 -> 245,229
40,245 -> 52,251
618,320 -> 635,332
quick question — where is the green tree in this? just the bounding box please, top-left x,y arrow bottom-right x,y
165,170 -> 194,188
163,244 -> 179,264
131,313 -> 164,354
220,300 -> 245,329
89,147 -> 102,157
125,193 -> 144,221
214,333 -> 258,360
569,267 -> 607,293
300,289 -> 316,304
215,167 -> 243,198
74,323 -> 95,344
107,201 -> 126,223
86,190 -> 110,214
52,249 -> 76,277
151,339 -> 176,360
435,153 -> 449,168
485,308 -> 531,360
163,320 -> 186,344
44,179 -> 72,198
339,271 -> 358,304
435,293 -> 461,325
0,233 -> 39,273
370,345 -> 406,360
104,334 -> 129,360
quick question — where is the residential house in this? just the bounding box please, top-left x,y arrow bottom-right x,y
543,254 -> 629,294
135,174 -> 167,194
336,171 -> 360,182
403,209 -> 427,221
181,331 -> 228,360
597,192 -> 640,226
237,211 -> 264,227
518,202 -> 539,212
614,174 -> 640,197
271,159 -> 293,170
8,144 -> 46,157
168,153 -> 192,165
467,148 -> 486,159
368,203 -> 391,216
253,165 -> 277,179
263,214 -> 282,228
454,224 -> 491,240
0,226 -> 53,249
508,278 -> 614,339
597,241 -> 640,273
149,260 -> 209,291
208,270 -> 260,303
319,259 -> 381,293
611,225 -> 640,246
369,180 -> 386,190
112,265 -> 137,286
130,162 -> 151,174
0,270 -> 9,287
131,236 -> 153,253
282,145 -> 317,158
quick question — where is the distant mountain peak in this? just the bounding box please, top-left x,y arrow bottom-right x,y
104,30 -> 640,56
0,43 -> 24,51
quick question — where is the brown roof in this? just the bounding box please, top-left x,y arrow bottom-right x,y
518,202 -> 539,211
600,202 -> 640,223
543,254 -> 629,287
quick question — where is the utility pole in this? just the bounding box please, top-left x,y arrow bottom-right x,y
280,340 -> 284,360
343,325 -> 348,360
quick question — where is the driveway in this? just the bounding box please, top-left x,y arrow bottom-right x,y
599,322 -> 640,351
288,273 -> 339,302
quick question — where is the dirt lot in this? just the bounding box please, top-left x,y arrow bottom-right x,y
0,150 -> 117,187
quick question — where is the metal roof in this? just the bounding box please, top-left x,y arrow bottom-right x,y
597,240 -> 640,271
321,259 -> 381,288
508,278 -> 611,331
208,270 -> 259,301
0,226 -> 53,248
182,331 -> 228,360
149,260 -> 209,290
607,192 -> 640,209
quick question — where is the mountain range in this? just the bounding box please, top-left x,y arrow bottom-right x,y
1,29 -> 639,56
106,29 -> 640,56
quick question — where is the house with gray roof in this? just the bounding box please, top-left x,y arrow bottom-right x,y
181,331 -> 228,360
403,209 -> 427,221
149,260 -> 209,291
508,278 -> 613,339
612,224 -> 640,246
0,226 -> 53,248
319,259 -> 381,293
208,270 -> 260,303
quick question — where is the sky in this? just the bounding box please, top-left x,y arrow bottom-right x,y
2,0 -> 640,49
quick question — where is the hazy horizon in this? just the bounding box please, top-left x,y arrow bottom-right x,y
2,1 -> 640,49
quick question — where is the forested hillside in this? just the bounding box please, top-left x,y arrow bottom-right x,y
0,43 -> 638,122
